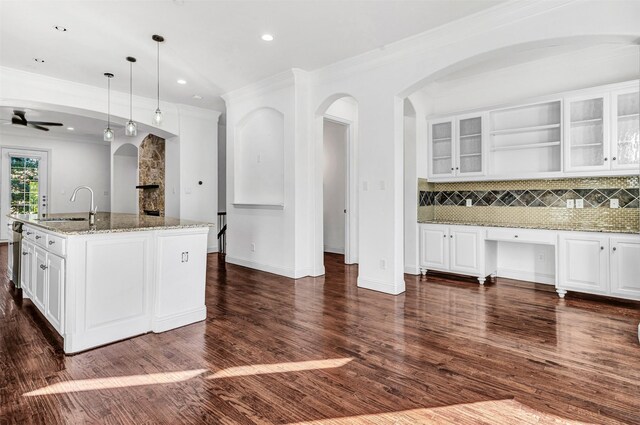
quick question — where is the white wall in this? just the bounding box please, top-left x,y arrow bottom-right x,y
323,119 -> 347,254
217,117 -> 226,212
0,131 -> 110,240
112,144 -> 138,214
403,100 -> 418,275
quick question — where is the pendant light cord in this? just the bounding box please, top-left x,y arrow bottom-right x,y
129,61 -> 133,120
107,77 -> 111,128
157,41 -> 160,109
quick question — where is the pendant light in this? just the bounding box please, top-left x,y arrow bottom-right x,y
152,34 -> 165,126
103,73 -> 115,142
125,56 -> 137,136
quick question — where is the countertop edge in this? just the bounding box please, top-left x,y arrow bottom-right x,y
417,220 -> 640,235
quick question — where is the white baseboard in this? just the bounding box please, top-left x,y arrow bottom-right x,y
225,256 -> 297,278
153,306 -> 207,333
404,264 -> 419,275
324,246 -> 345,255
357,275 -> 405,295
497,267 -> 555,285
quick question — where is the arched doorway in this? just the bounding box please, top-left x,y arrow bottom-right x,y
313,95 -> 359,275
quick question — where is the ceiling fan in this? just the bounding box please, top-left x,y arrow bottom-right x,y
11,110 -> 63,131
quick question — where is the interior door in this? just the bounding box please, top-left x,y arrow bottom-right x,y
0,148 -> 49,241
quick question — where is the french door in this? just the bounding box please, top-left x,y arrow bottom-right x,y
1,148 -> 49,240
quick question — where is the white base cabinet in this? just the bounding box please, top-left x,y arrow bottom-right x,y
559,233 -> 640,301
419,223 -> 493,284
16,223 -> 210,354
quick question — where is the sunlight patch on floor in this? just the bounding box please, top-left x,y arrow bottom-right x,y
23,369 -> 208,396
288,399 -> 597,424
207,358 -> 353,379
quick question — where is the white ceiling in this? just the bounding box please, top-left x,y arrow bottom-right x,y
0,0 -> 505,111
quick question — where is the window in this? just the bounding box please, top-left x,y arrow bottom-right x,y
10,156 -> 40,215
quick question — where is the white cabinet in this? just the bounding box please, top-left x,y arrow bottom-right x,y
428,115 -> 485,180
33,245 -> 47,312
609,236 -> 640,300
419,223 -> 488,284
428,118 -> 455,178
420,224 -> 449,270
20,240 -> 34,299
20,226 -> 66,333
558,233 -> 640,301
611,88 -> 640,170
564,94 -> 609,172
558,234 -> 609,295
449,226 -> 482,275
7,220 -> 13,281
45,253 -> 65,333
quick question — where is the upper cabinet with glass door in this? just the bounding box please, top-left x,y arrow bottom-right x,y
611,88 -> 639,170
428,119 -> 455,178
456,114 -> 484,176
565,94 -> 609,172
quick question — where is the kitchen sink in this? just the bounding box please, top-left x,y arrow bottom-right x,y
38,217 -> 87,222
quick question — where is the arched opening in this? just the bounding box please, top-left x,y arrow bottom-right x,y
112,143 -> 138,214
313,95 -> 359,275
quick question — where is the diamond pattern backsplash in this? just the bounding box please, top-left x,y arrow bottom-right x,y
417,176 -> 639,232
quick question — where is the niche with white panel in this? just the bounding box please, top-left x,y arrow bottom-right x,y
234,108 -> 285,206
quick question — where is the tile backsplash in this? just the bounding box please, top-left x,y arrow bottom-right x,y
418,176 -> 639,233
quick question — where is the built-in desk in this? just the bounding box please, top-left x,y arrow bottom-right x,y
418,222 -> 640,301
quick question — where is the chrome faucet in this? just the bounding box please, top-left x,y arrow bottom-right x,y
70,186 -> 97,225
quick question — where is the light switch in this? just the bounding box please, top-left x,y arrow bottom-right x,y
610,199 -> 619,208
566,199 -> 574,209
575,199 -> 584,209
466,199 -> 472,207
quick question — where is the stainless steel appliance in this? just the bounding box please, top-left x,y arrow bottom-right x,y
10,221 -> 22,287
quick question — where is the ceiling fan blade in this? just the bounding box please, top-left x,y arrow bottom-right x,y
27,123 -> 50,131
28,121 -> 64,126
11,117 -> 27,125
12,110 -> 27,124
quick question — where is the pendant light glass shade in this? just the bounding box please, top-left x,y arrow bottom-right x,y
152,35 -> 164,126
125,56 -> 137,137
103,72 -> 114,142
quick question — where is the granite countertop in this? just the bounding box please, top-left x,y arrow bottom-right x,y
9,212 -> 212,236
418,220 -> 639,234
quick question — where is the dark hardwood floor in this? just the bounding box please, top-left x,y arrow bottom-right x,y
1,246 -> 639,424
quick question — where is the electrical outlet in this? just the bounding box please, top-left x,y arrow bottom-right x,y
575,199 -> 584,209
250,243 -> 255,252
610,198 -> 619,208
566,199 -> 574,209
466,199 -> 472,207
380,259 -> 386,270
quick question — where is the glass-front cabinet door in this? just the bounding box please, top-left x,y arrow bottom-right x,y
611,88 -> 639,170
456,114 -> 484,176
565,94 -> 609,172
428,119 -> 454,178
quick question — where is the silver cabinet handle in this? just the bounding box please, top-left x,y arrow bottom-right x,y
604,157 -> 608,161
35,235 -> 42,240
600,246 -> 604,250
26,231 -> 32,235
613,247 -> 617,252
22,252 -> 28,256
612,157 -> 617,161
450,235 -> 453,238
514,235 -> 519,238
48,240 -> 55,245
40,264 -> 48,270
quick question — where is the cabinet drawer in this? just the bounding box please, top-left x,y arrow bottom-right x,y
46,234 -> 67,257
33,229 -> 47,246
486,228 -> 556,245
23,226 -> 36,241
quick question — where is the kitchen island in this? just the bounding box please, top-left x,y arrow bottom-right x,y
9,212 -> 212,354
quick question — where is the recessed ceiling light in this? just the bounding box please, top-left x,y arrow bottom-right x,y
261,34 -> 274,42
54,25 -> 67,32
177,79 -> 187,85
192,95 -> 202,100
34,58 -> 45,63
67,127 -> 74,131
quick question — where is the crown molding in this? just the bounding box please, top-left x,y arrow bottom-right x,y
222,68 -> 312,105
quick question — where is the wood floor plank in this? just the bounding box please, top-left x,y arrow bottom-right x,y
1,248 -> 639,424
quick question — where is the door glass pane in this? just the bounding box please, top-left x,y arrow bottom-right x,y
616,92 -> 639,166
569,97 -> 604,167
459,117 -> 482,173
431,122 -> 452,175
10,156 -> 40,215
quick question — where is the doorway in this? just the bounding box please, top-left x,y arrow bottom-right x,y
0,147 -> 49,240
323,118 -> 349,261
